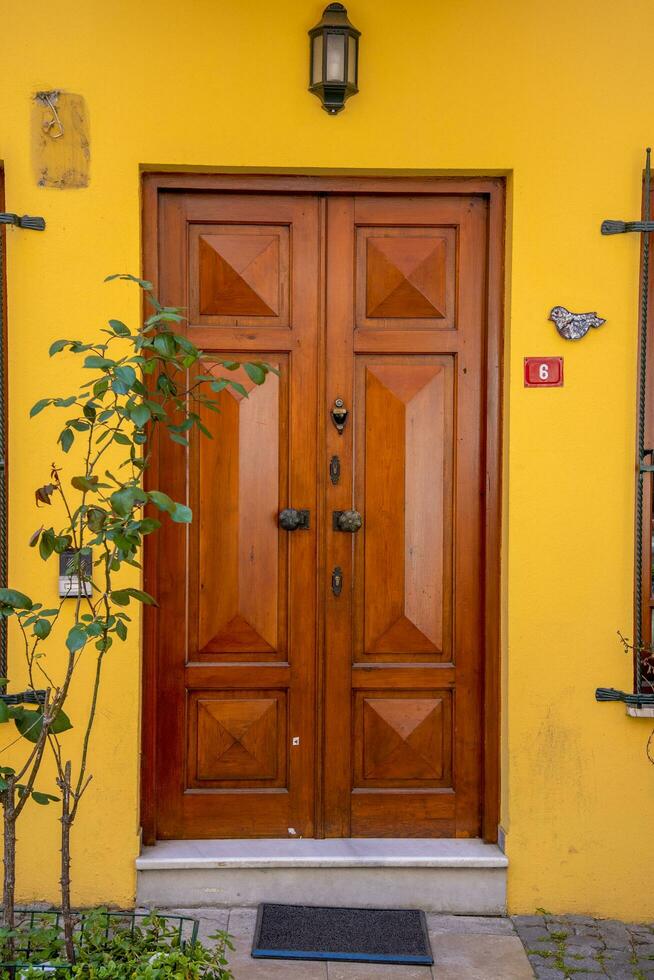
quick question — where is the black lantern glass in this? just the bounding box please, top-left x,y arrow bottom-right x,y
309,3 -> 360,115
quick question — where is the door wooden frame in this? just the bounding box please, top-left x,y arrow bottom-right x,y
140,172 -> 505,845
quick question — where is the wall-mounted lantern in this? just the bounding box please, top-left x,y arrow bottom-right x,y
308,3 -> 360,115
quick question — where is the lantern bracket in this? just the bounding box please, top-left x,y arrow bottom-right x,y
0,213 -> 46,231
601,219 -> 654,235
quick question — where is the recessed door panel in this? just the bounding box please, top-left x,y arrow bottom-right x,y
189,359 -> 288,662
190,223 -> 290,327
187,690 -> 287,789
356,227 -> 457,331
355,357 -> 454,662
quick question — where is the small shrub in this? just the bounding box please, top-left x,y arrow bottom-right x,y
0,910 -> 234,979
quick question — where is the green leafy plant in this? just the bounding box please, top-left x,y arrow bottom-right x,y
0,909 -> 233,978
0,275 -> 272,964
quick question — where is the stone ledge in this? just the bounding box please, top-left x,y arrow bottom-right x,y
136,837 -> 508,871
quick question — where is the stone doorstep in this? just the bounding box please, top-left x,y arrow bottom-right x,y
136,837 -> 508,870
136,839 -> 508,915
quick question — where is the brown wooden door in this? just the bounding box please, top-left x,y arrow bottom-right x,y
146,183 -> 492,840
151,192 -> 320,838
323,195 -> 487,838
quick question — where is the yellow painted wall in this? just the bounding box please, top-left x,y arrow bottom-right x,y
0,0 -> 653,918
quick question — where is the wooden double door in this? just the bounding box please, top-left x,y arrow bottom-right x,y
145,179 -> 500,841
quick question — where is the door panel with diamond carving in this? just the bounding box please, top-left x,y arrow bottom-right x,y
189,359 -> 288,661
145,183 -> 495,842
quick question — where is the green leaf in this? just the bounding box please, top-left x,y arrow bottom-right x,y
14,709 -> 43,743
244,362 -> 266,385
30,398 -> 51,418
104,274 -> 153,290
54,535 -> 72,555
153,333 -> 176,358
110,487 -> 138,517
71,475 -> 99,492
111,587 -> 157,607
39,529 -> 55,561
33,619 -> 52,640
137,517 -> 161,535
66,624 -> 87,653
228,381 -> 248,398
125,588 -> 157,605
169,432 -> 189,446
59,428 -> 74,453
14,706 -> 72,744
48,339 -> 70,356
51,708 -> 72,735
113,533 -> 136,552
113,432 -> 131,446
115,619 -> 128,641
0,701 -> 9,724
86,507 -> 107,531
148,490 -> 174,513
115,365 -> 137,387
171,503 -> 192,524
108,319 -> 131,336
83,355 -> 115,370
0,589 -> 32,610
131,403 -> 151,428
32,791 -> 59,805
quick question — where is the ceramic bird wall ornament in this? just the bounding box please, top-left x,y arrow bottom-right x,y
549,306 -> 606,340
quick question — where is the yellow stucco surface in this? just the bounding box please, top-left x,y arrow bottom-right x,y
0,0 -> 652,918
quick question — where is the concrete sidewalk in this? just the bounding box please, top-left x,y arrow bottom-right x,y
168,907 -> 535,979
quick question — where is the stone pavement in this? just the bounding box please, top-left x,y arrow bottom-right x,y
512,913 -> 654,979
169,907 -> 534,979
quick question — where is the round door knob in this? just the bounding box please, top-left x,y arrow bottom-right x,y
279,508 -> 310,531
334,509 -> 363,532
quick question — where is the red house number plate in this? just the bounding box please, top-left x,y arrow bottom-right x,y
524,357 -> 563,387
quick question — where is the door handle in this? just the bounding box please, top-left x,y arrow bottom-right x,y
331,398 -> 348,435
279,508 -> 310,531
333,509 -> 363,532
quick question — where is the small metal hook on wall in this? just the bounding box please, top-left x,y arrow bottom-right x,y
35,90 -> 65,140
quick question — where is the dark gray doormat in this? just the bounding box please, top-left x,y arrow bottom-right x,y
251,903 -> 434,965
